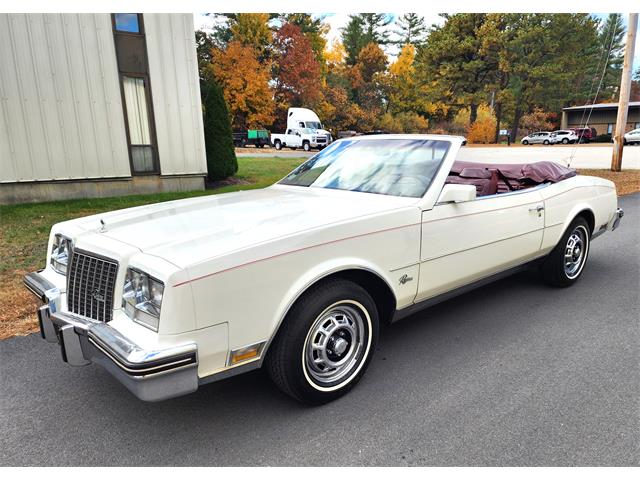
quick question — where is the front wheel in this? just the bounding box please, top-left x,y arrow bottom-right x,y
543,139 -> 550,145
562,138 -> 569,144
541,217 -> 591,287
303,141 -> 311,152
522,140 -> 529,145
265,279 -> 379,404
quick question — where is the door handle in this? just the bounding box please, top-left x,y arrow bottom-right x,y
529,205 -> 544,217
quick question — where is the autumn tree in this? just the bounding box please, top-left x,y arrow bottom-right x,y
230,13 -> 273,59
272,22 -> 323,130
208,40 -> 275,130
280,14 -> 329,66
353,42 -> 388,114
393,13 -> 427,45
386,44 -> 418,113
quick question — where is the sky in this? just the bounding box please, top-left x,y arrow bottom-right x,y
195,13 -> 639,71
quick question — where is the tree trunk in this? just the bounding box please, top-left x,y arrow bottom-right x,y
493,102 -> 502,144
510,105 -> 523,143
469,103 -> 478,124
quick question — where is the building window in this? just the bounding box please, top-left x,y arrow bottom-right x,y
114,13 -> 141,33
112,13 -> 159,175
607,124 -> 613,134
122,76 -> 154,173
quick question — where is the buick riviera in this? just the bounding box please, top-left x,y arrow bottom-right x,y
24,135 -> 624,404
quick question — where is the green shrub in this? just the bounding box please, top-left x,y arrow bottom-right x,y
202,81 -> 238,180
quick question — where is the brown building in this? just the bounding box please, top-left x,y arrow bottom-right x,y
561,101 -> 640,135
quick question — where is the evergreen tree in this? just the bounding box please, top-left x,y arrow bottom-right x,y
393,13 -> 427,45
201,80 -> 238,181
341,13 -> 391,64
598,13 -> 626,100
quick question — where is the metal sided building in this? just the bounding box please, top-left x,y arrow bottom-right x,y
0,13 -> 207,204
561,101 -> 640,136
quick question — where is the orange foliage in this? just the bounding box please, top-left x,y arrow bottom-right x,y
467,116 -> 497,143
209,41 -> 275,129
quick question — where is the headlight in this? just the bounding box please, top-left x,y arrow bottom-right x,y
50,234 -> 72,275
122,268 -> 164,331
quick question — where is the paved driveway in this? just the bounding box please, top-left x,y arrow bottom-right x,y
1,194 -> 638,466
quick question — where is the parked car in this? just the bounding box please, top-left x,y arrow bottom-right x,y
25,135 -> 623,404
232,129 -> 270,148
552,130 -> 579,144
271,127 -> 329,151
571,127 -> 597,143
624,128 -> 640,145
521,131 -> 555,145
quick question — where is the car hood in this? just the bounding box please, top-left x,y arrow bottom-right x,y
69,185 -> 417,268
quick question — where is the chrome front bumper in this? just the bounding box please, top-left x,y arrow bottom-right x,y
23,271 -> 198,402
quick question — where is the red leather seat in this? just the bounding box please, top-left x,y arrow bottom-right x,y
446,161 -> 576,197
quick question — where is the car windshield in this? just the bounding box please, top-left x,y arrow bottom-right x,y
305,121 -> 322,129
279,138 -> 451,198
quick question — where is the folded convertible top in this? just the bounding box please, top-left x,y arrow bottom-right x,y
447,161 -> 577,196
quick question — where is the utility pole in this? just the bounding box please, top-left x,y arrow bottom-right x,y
611,13 -> 638,172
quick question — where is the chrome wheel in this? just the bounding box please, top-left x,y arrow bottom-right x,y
564,225 -> 588,279
303,301 -> 369,389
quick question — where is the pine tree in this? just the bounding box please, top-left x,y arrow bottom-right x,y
341,14 -> 391,64
393,13 -> 427,46
201,80 -> 238,181
598,13 -> 626,100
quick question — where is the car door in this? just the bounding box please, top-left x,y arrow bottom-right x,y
415,188 -> 546,302
285,129 -> 297,147
530,133 -> 540,144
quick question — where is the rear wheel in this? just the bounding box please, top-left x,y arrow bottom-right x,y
274,140 -> 282,150
562,138 -> 569,144
541,217 -> 591,287
266,279 -> 379,404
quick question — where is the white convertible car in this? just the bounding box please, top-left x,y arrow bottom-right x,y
24,135 -> 623,404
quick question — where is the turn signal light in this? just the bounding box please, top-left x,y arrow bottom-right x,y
229,342 -> 265,365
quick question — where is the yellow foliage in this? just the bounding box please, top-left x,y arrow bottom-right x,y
324,39 -> 346,67
466,105 -> 497,144
230,13 -> 271,53
389,44 -> 415,77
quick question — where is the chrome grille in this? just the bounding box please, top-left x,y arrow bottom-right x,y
67,250 -> 118,322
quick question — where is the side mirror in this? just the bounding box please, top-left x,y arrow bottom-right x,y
437,184 -> 476,204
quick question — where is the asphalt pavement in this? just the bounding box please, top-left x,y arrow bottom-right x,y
1,194 -> 638,466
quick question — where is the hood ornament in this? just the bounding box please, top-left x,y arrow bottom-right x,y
99,219 -> 108,233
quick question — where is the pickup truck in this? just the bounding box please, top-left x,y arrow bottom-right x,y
271,128 -> 330,151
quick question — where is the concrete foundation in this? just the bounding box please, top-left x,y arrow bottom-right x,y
0,174 -> 206,205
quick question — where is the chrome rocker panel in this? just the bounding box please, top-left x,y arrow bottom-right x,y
23,272 -> 198,402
